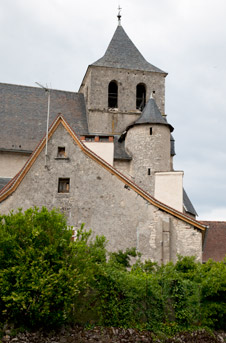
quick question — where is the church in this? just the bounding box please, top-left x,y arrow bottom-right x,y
0,14 -> 213,263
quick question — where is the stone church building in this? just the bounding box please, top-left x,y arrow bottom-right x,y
0,18 -> 207,263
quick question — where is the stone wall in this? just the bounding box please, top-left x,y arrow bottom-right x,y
80,66 -> 166,134
0,123 -> 202,263
125,124 -> 171,195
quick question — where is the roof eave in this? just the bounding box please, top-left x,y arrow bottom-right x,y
89,64 -> 168,76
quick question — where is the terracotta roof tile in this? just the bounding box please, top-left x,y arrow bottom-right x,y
202,221 -> 226,262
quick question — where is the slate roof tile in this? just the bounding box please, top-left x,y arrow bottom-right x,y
134,96 -> 174,132
0,83 -> 88,152
92,25 -> 166,73
183,189 -> 198,217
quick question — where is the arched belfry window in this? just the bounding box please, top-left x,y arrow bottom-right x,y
108,81 -> 118,108
136,83 -> 146,110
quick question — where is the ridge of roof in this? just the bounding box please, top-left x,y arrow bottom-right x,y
92,25 -> 166,74
0,82 -> 77,94
0,115 -> 206,231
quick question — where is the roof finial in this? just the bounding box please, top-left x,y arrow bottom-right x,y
117,5 -> 122,26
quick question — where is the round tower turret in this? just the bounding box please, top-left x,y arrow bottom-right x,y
124,95 -> 174,195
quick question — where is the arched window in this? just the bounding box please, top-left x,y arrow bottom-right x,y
108,81 -> 118,108
136,83 -> 146,110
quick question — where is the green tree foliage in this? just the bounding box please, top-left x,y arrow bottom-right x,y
0,207 -> 226,333
0,207 -> 106,328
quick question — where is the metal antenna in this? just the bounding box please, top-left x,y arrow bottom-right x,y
35,82 -> 51,167
117,5 -> 122,26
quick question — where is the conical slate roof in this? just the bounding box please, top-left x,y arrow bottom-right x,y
134,96 -> 174,132
92,25 -> 165,73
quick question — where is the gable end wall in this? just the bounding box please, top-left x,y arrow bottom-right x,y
0,123 -> 202,263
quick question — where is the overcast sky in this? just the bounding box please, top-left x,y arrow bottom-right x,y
1,0 -> 226,220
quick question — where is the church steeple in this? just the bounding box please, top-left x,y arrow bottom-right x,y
80,21 -> 167,134
92,25 -> 165,73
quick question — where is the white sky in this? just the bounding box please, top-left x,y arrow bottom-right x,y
1,0 -> 226,220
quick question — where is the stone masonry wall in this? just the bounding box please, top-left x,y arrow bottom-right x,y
125,124 -> 171,195
80,66 -> 166,134
0,124 -> 202,263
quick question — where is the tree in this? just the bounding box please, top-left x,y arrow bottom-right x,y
0,207 -> 106,328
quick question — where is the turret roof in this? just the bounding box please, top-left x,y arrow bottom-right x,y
134,96 -> 174,132
92,25 -> 166,73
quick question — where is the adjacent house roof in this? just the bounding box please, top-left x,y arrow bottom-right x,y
0,114 -> 206,232
0,83 -> 88,152
202,221 -> 226,262
92,25 -> 166,74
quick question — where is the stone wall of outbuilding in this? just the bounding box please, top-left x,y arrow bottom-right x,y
0,124 -> 202,263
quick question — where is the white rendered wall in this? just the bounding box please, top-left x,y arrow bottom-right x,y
83,142 -> 114,166
154,171 -> 184,212
0,152 -> 30,178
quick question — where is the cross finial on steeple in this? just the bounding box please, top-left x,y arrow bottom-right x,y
117,5 -> 122,26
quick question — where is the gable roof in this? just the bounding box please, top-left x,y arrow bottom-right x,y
202,221 -> 226,262
0,115 -> 206,232
0,83 -> 88,152
92,25 -> 166,74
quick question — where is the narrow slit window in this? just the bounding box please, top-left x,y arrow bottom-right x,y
148,168 -> 151,175
108,81 -> 118,108
58,178 -> 70,193
58,147 -> 66,157
150,127 -> 152,135
136,83 -> 146,110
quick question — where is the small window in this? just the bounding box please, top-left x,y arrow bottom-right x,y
58,178 -> 70,193
58,147 -> 66,157
108,81 -> 118,108
136,83 -> 146,110
150,127 -> 152,135
148,168 -> 151,175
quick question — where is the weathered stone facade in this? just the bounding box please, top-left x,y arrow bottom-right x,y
80,66 -> 166,134
124,124 -> 171,194
0,22 -> 205,263
0,122 -> 203,263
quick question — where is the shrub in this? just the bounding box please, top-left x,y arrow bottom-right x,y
0,207 -> 106,328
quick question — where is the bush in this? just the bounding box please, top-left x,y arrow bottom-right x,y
1,207 -> 226,333
0,207 -> 106,328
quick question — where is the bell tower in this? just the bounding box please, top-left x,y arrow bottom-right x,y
79,14 -> 167,135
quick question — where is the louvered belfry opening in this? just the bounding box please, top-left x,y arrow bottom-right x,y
108,81 -> 118,108
136,83 -> 146,110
